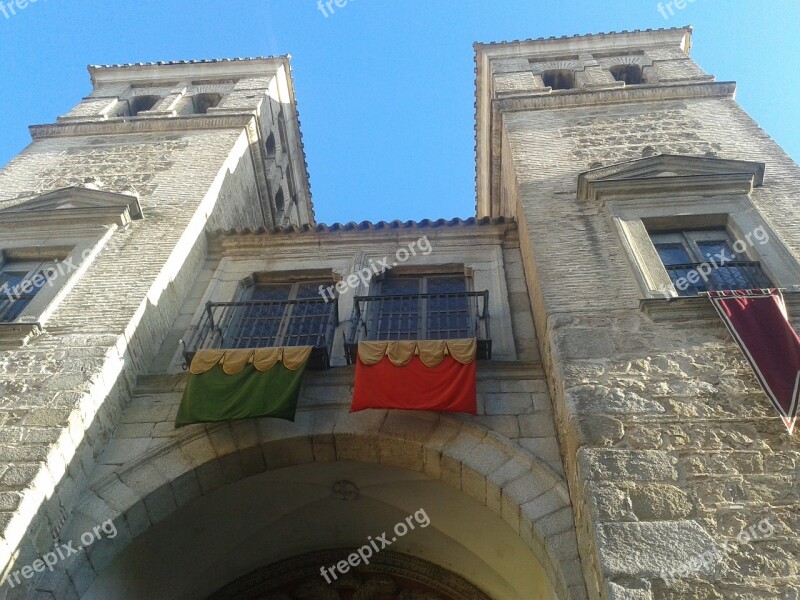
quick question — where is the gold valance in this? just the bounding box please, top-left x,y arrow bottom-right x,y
357,339 -> 476,367
189,347 -> 314,375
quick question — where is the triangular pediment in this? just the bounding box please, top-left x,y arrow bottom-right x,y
0,187 -> 143,225
577,155 -> 765,201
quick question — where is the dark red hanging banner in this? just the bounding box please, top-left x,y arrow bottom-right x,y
351,340 -> 477,414
707,289 -> 800,434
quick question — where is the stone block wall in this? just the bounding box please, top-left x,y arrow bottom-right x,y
1,219 -> 589,598
29,361 -> 580,599
31,220 -> 583,599
0,107 -> 288,596
481,29 -> 800,600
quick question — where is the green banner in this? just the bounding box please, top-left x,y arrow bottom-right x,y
175,360 -> 308,428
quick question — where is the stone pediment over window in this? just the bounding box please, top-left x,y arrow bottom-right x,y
577,154 -> 766,202
0,186 -> 143,227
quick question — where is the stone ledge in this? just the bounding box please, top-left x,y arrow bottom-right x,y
640,290 -> 800,323
0,321 -> 42,347
133,360 -> 547,393
28,113 -> 257,139
639,296 -> 720,323
494,81 -> 736,113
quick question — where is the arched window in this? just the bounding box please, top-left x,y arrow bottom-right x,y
129,95 -> 160,116
192,93 -> 222,114
265,133 -> 276,157
542,69 -> 575,90
275,189 -> 285,213
610,64 -> 645,85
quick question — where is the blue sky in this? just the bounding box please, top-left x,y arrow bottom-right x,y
0,0 -> 797,225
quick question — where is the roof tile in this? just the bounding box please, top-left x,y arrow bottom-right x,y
212,216 -> 511,237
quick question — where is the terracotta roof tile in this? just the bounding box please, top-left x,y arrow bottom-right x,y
472,25 -> 692,49
89,57 -> 288,69
212,216 -> 512,237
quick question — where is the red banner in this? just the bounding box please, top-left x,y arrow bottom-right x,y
707,289 -> 800,434
351,340 -> 477,414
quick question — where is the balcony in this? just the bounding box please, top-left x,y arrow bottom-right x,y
345,291 -> 491,363
181,297 -> 338,370
665,261 -> 772,297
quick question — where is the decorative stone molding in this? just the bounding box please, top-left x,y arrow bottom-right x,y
29,113 -> 259,139
572,154 -> 800,300
493,80 -> 736,110
576,154 -> 766,202
332,480 -> 359,501
0,186 -> 143,226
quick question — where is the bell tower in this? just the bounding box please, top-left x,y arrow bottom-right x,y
46,57 -> 314,228
476,27 -> 800,600
0,57 -> 314,592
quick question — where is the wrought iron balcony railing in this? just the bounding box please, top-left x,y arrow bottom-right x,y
345,291 -> 491,363
665,261 -> 772,297
181,297 -> 338,370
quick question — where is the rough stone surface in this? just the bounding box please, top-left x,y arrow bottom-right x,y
481,26 -> 800,600
4,26 -> 798,600
598,521 -> 717,578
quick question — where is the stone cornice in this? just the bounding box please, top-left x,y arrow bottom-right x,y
583,174 -> 757,204
580,154 -> 765,185
134,360 -> 544,393
209,218 -> 517,254
640,291 -> 800,322
493,80 -> 736,113
577,154 -> 766,203
0,186 -> 143,226
88,57 -> 286,86
28,113 -> 257,139
474,27 -> 693,60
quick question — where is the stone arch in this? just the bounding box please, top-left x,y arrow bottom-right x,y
596,55 -> 649,68
609,64 -> 646,85
596,55 -> 656,85
128,95 -> 160,116
192,92 -> 223,114
530,61 -> 581,91
45,412 -> 586,599
529,60 -> 581,75
541,69 -> 576,91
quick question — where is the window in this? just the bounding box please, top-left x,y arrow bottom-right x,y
542,69 -> 575,90
578,154 -> 800,300
265,133 -> 276,157
192,93 -> 222,114
372,275 -> 472,340
346,272 -> 492,362
610,64 -> 645,85
182,277 -> 339,369
650,229 -> 772,296
0,258 -> 57,323
275,189 -> 285,220
129,95 -> 160,116
228,281 -> 333,349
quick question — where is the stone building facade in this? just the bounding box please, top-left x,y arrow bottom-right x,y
0,25 -> 796,600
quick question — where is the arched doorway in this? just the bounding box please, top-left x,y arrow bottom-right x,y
82,460 -> 561,599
